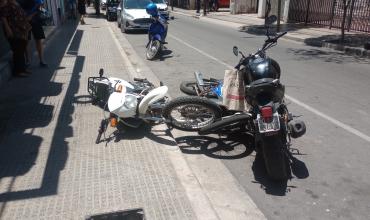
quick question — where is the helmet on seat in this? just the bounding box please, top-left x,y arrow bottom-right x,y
146,3 -> 158,17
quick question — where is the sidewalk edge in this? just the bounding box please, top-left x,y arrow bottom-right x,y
171,10 -> 370,58
108,25 -> 220,220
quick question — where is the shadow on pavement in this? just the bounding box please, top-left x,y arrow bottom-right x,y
159,49 -> 173,61
304,34 -> 370,48
100,123 -> 178,147
175,133 -> 254,160
0,21 -> 83,208
238,23 -> 321,36
286,48 -> 370,64
252,153 -> 309,196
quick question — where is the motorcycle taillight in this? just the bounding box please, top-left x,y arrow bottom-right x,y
261,106 -> 273,123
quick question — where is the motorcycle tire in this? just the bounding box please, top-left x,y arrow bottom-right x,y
146,40 -> 161,60
198,114 -> 251,135
163,96 -> 222,131
180,80 -> 218,98
260,134 -> 290,180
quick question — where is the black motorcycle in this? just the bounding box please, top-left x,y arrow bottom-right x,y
197,15 -> 306,180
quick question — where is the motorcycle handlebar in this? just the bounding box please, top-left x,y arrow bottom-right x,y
276,31 -> 287,40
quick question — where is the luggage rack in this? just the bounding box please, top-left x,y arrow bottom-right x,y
88,69 -> 112,105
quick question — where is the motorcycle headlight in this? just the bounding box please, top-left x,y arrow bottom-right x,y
124,94 -> 138,109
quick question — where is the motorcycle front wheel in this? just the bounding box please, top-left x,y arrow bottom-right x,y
146,40 -> 161,60
163,96 -> 222,131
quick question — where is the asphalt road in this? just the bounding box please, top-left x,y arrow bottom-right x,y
118,14 -> 370,220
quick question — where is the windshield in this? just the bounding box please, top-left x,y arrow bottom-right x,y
124,0 -> 152,9
151,0 -> 166,3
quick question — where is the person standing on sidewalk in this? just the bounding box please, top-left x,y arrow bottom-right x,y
30,0 -> 48,67
196,0 -> 201,14
68,0 -> 77,19
0,0 -> 32,77
78,0 -> 86,24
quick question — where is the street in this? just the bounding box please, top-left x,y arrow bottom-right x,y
1,7 -> 370,220
117,13 -> 370,219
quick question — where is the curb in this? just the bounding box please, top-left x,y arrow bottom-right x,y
108,23 -> 221,220
172,10 -> 370,58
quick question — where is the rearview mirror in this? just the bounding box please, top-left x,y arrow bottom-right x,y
265,15 -> 277,26
233,46 -> 239,56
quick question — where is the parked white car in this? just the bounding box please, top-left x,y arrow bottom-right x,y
117,0 -> 152,33
151,0 -> 169,18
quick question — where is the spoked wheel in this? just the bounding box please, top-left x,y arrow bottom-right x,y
146,40 -> 161,60
163,96 -> 222,131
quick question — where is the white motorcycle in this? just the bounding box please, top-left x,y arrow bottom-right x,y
88,69 -> 224,144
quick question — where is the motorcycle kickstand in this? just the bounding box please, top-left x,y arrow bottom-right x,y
96,119 -> 108,144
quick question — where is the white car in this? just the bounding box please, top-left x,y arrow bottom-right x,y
151,0 -> 169,18
117,0 -> 152,33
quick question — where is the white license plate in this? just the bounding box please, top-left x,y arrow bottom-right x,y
257,113 -> 280,133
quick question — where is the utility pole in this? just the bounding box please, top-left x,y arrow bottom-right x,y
277,0 -> 281,32
171,0 -> 173,11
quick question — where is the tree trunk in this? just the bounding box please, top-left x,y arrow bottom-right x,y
341,0 -> 350,43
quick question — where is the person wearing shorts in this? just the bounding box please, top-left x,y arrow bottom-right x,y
30,0 -> 47,67
78,0 -> 86,24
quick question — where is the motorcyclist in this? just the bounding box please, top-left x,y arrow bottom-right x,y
146,3 -> 167,43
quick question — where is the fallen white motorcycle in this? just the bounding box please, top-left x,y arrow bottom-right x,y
88,69 -> 222,144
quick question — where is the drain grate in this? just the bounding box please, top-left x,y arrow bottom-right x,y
86,208 -> 145,220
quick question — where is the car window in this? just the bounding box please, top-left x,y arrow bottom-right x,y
124,0 -> 152,9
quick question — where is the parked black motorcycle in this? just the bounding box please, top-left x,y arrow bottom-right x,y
195,15 -> 306,180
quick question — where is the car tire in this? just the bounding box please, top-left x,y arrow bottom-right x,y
117,17 -> 121,27
120,22 -> 126,33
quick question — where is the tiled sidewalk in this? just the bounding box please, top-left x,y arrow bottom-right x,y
0,13 -> 196,220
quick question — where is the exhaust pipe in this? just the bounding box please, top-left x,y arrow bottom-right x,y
289,120 -> 306,138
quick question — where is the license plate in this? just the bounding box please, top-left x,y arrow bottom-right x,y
257,113 -> 280,133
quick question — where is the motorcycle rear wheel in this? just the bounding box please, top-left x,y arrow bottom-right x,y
260,134 -> 290,180
146,40 -> 161,60
163,96 -> 222,131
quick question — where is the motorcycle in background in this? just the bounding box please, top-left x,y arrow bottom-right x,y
145,3 -> 174,60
